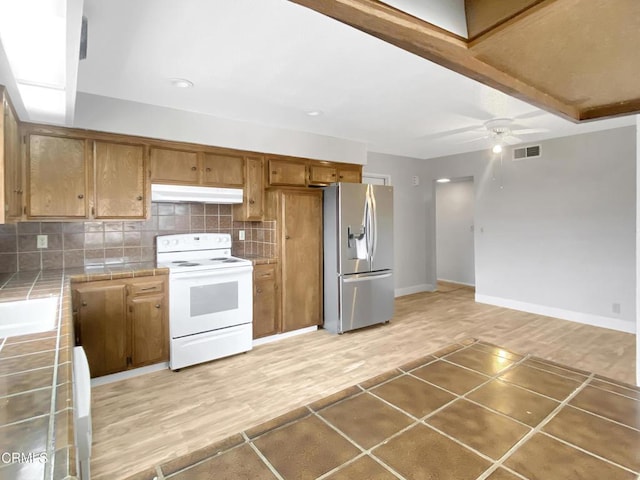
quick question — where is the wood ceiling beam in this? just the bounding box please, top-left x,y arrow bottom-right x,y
289,0 -> 581,121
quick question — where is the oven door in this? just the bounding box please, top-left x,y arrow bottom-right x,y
169,266 -> 253,338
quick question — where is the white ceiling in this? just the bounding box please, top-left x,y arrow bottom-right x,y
75,0 -> 634,159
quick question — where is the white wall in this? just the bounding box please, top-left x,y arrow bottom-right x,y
424,126 -> 636,334
73,93 -> 367,165
365,152 -> 434,296
436,179 -> 475,285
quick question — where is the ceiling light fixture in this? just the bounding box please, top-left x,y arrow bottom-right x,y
436,178 -> 451,183
492,144 -> 503,154
170,78 -> 194,88
306,110 -> 323,117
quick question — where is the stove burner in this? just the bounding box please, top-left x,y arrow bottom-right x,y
180,263 -> 201,267
172,260 -> 188,264
223,259 -> 241,263
210,257 -> 227,261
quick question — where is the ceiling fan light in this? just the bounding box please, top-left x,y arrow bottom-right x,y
492,144 -> 503,154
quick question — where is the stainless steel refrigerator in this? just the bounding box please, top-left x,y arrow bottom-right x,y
323,183 -> 394,334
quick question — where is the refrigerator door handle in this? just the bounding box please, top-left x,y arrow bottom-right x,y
370,186 -> 378,261
343,272 -> 392,283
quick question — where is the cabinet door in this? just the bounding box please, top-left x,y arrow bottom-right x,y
281,190 -> 322,332
94,141 -> 146,219
338,168 -> 361,183
268,159 -> 307,186
28,134 -> 88,218
253,264 -> 279,338
309,165 -> 337,185
2,93 -> 22,221
74,283 -> 127,378
149,147 -> 199,184
128,293 -> 168,368
202,153 -> 244,187
234,156 -> 264,221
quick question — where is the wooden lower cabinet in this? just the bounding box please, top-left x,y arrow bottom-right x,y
72,275 -> 169,378
253,263 -> 279,339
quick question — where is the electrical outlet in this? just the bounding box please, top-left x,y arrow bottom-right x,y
239,230 -> 245,241
412,175 -> 420,186
37,235 -> 48,249
612,303 -> 621,314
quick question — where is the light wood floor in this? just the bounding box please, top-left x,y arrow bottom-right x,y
91,283 -> 637,480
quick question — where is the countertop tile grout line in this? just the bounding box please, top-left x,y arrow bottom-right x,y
43,274 -> 65,480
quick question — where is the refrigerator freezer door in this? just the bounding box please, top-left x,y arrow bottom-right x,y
335,271 -> 394,333
371,185 -> 394,272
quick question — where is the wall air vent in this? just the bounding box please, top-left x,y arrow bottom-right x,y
513,145 -> 541,161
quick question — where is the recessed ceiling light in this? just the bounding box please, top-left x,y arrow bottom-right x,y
306,110 -> 323,116
436,178 -> 451,183
492,144 -> 503,154
170,78 -> 194,88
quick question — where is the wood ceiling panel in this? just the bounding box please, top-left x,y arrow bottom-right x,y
465,0 -> 543,39
470,0 -> 640,112
290,0 -> 640,121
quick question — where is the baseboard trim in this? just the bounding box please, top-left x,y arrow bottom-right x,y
395,284 -> 435,297
437,278 -> 476,287
475,294 -> 635,334
91,362 -> 169,387
252,325 -> 318,347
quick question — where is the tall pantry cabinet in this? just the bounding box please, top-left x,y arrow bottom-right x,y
267,188 -> 323,332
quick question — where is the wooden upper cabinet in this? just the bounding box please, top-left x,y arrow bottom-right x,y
1,89 -> 22,223
268,158 -> 307,186
28,134 -> 88,218
202,152 -> 244,187
149,147 -> 199,184
94,141 -> 146,219
308,165 -> 338,185
337,167 -> 361,183
233,155 -> 264,221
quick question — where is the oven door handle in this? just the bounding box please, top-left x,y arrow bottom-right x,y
170,265 -> 254,279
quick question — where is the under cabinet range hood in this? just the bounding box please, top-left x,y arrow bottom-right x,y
151,184 -> 243,204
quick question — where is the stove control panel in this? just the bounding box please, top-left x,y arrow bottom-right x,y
157,233 -> 232,253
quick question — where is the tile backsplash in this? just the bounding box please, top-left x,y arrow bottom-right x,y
0,203 -> 276,273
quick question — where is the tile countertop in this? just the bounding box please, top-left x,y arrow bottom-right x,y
240,255 -> 278,266
0,264 -> 169,480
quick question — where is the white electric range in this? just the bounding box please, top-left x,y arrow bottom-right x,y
156,233 -> 253,370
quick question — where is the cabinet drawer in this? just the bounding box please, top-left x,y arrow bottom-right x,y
127,280 -> 165,296
254,264 -> 276,281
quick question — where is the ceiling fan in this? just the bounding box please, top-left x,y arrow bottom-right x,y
421,109 -> 549,152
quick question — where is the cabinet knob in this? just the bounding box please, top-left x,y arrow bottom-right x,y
206,167 -> 211,172
137,196 -> 143,201
285,235 -> 290,240
81,301 -> 87,307
191,166 -> 197,171
332,173 -> 336,177
249,199 -> 255,204
78,194 -> 84,199
256,288 -> 262,294
155,304 -> 161,309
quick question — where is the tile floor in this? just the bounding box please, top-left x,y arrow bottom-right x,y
132,340 -> 640,480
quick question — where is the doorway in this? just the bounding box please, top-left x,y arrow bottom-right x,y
435,177 -> 475,286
